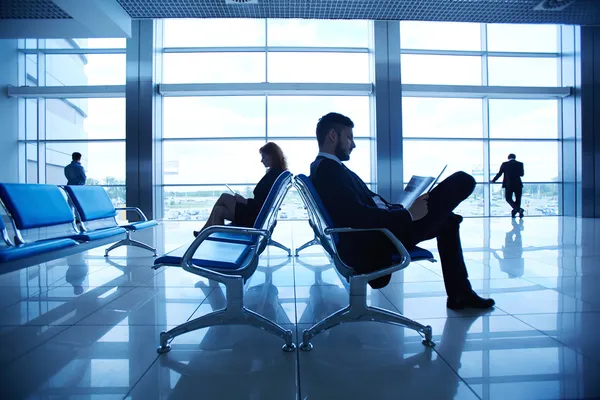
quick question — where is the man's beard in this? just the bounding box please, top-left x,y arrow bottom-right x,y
334,142 -> 350,161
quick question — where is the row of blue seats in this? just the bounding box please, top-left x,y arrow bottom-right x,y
0,184 -> 157,263
153,171 -> 436,353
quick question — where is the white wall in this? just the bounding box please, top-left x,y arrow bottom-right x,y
0,39 -> 19,183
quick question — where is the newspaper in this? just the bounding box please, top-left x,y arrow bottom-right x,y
397,175 -> 436,208
398,165 -> 448,208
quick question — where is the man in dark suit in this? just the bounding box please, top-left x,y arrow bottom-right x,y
310,112 -> 494,310
491,154 -> 525,218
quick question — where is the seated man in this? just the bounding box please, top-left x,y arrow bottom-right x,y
310,112 -> 494,310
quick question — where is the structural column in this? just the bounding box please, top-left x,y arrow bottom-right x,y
374,21 -> 403,202
126,20 -> 161,220
578,26 -> 600,217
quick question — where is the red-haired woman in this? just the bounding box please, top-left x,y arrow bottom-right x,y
194,142 -> 288,237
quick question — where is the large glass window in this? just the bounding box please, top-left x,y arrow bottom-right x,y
266,20 -> 370,47
487,57 -> 558,87
164,97 -> 265,138
486,24 -> 559,53
401,55 -> 482,85
489,100 -> 558,139
45,54 -> 126,86
267,96 -> 370,137
489,141 -> 559,183
45,142 -> 125,185
400,21 -> 481,51
403,140 -> 484,183
163,53 -> 265,84
161,19 -> 375,220
267,53 -> 369,83
402,98 -> 483,139
19,39 -> 126,206
399,21 -> 563,217
164,19 -> 265,47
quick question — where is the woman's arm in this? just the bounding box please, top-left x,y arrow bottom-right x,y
234,194 -> 248,204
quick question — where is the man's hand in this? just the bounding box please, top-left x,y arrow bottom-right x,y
234,194 -> 248,204
408,193 -> 429,221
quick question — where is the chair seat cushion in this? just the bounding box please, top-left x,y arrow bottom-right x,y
69,227 -> 127,242
390,246 -> 435,263
155,240 -> 253,271
408,246 -> 435,261
123,220 -> 158,231
206,231 -> 256,245
0,239 -> 78,262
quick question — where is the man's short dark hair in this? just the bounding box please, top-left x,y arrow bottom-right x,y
508,153 -> 516,160
316,112 -> 354,147
72,152 -> 82,161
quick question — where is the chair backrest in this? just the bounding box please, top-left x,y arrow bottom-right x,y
253,170 -> 293,231
62,185 -> 117,222
0,183 -> 75,230
293,175 -> 338,257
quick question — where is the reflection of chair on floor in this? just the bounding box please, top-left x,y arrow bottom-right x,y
0,281 -> 138,397
493,219 -> 525,278
156,276 -> 296,398
299,309 -> 486,400
192,257 -> 294,350
295,257 -> 335,286
158,325 -> 295,399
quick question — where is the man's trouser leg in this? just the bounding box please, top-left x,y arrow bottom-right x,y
408,172 -> 475,297
505,188 -> 517,211
514,186 -> 523,210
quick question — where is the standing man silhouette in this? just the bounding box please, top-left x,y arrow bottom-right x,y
64,152 -> 87,186
491,153 -> 524,218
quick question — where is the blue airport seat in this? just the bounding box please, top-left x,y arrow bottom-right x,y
156,239 -> 253,271
0,187 -> 79,263
62,185 -> 158,257
293,174 -> 436,350
153,171 -> 296,354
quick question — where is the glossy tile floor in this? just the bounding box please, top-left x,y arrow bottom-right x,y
1,217 -> 600,399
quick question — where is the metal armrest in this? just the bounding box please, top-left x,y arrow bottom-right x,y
181,225 -> 270,284
115,207 -> 149,222
1,227 -> 14,246
323,227 -> 412,283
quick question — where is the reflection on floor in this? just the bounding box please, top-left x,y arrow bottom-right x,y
0,217 -> 599,399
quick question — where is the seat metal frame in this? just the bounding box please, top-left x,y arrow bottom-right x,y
156,172 -> 296,352
293,175 -> 435,350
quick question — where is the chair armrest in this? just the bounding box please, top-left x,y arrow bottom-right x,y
323,227 -> 412,283
181,225 -> 270,283
115,207 -> 149,222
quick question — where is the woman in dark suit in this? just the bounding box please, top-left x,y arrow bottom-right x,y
193,142 -> 288,237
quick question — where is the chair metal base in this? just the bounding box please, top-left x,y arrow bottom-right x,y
157,278 -> 296,353
268,239 -> 292,257
294,237 -> 320,257
104,231 -> 157,257
300,279 -> 434,351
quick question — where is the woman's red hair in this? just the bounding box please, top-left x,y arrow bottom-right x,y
260,142 -> 288,171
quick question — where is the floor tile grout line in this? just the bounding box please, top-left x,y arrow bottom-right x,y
291,223 -> 303,400
0,324 -> 71,371
517,275 -> 600,307
429,344 -> 484,400
508,312 -> 600,369
122,353 -> 161,399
